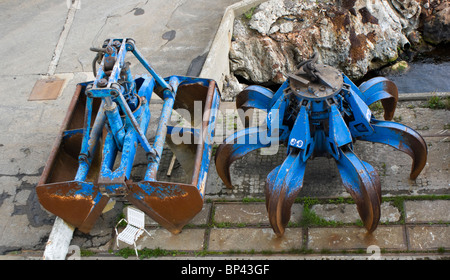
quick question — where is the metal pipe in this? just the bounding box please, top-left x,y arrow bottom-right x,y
144,76 -> 180,181
131,48 -> 171,90
75,102 -> 106,182
87,102 -> 106,158
79,96 -> 93,158
104,102 -> 125,149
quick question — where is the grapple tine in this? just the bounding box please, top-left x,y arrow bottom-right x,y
359,119 -> 427,179
265,150 -> 306,237
357,77 -> 399,121
265,165 -> 282,235
335,147 -> 381,233
236,85 -> 274,111
362,161 -> 382,203
215,127 -> 272,189
235,85 -> 274,128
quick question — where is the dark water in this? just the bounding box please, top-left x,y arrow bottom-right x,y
385,61 -> 450,93
381,43 -> 450,93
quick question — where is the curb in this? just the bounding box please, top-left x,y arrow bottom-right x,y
199,0 -> 266,91
399,92 -> 450,101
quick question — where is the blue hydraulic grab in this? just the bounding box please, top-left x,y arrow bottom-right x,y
215,54 -> 427,236
36,38 -> 220,234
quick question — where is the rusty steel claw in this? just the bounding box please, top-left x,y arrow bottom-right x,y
356,76 -> 399,121
359,119 -> 428,179
236,85 -> 274,111
336,147 -> 381,233
265,150 -> 306,237
215,127 -> 273,189
235,85 -> 275,127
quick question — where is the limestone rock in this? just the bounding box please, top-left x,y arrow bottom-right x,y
230,0 -> 420,85
222,74 -> 246,101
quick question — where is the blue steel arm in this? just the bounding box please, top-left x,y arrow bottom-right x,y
75,101 -> 106,182
326,103 -> 352,160
129,41 -> 171,91
144,76 -> 180,181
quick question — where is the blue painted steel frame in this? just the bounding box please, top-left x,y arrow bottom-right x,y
216,67 -> 427,236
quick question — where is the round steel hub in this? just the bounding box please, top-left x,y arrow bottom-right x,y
288,63 -> 343,101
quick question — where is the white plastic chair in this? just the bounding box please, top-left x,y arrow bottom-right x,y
115,207 -> 151,258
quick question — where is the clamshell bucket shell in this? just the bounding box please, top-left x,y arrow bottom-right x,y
37,76 -> 220,234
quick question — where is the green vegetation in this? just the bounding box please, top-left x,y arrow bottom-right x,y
393,115 -> 402,122
115,212 -> 127,227
424,96 -> 450,110
369,101 -> 383,115
80,249 -> 96,257
244,7 -> 257,19
115,247 -> 188,259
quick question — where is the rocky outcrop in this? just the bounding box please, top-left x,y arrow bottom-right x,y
229,0 -> 439,87
421,0 -> 450,45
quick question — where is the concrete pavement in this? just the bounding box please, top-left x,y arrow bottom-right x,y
0,0 -> 243,255
0,0 -> 448,260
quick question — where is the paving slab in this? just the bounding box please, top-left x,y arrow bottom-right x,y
311,202 -> 401,224
122,203 -> 212,226
208,228 -> 304,252
213,203 -> 303,224
116,228 -> 206,252
407,225 -> 450,250
307,226 -> 407,251
405,200 -> 450,223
